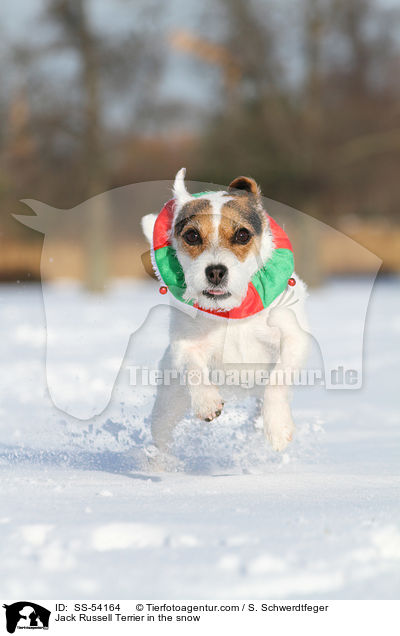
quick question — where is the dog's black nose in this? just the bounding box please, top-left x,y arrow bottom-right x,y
205,264 -> 227,286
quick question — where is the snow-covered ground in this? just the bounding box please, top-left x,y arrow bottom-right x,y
0,277 -> 399,599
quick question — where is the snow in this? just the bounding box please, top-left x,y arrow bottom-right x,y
0,277 -> 399,599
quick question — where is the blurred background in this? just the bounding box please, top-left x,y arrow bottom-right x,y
1,0 -> 399,288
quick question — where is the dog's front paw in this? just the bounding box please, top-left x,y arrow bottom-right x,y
264,402 -> 294,452
192,387 -> 224,422
267,423 -> 294,452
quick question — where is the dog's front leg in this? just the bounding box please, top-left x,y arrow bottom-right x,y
263,307 -> 308,451
173,340 -> 224,423
150,347 -> 190,453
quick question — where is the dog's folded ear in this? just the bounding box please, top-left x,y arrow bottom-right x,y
228,176 -> 261,197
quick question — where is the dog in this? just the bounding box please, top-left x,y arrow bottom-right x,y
141,168 -> 308,458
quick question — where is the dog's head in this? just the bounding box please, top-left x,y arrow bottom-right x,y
142,168 -> 274,311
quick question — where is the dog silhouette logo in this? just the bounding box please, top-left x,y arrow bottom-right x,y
2,602 -> 50,633
14,180 -> 382,416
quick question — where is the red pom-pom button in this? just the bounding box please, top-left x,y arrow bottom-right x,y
288,277 -> 296,286
159,286 -> 168,295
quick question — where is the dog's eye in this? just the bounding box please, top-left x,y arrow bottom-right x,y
234,227 -> 251,244
183,229 -> 201,245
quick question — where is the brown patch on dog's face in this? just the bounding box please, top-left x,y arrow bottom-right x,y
173,199 -> 213,258
224,176 -> 265,260
223,193 -> 264,234
218,199 -> 264,261
173,186 -> 265,262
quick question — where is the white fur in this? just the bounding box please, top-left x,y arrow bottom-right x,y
142,169 -> 309,460
172,167 -> 192,206
141,213 -> 157,243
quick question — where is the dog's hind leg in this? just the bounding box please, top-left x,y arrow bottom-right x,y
263,305 -> 309,452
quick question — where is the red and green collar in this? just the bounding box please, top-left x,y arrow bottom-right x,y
151,196 -> 294,320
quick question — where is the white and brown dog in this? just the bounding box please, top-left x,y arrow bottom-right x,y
141,168 -> 308,458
